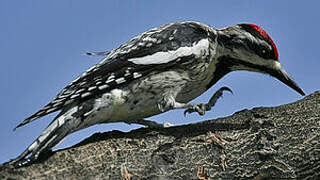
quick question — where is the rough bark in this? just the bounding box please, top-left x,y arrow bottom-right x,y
1,91 -> 320,180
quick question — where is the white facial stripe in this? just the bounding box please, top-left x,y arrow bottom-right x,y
241,31 -> 272,51
273,61 -> 282,70
230,56 -> 280,73
128,39 -> 209,65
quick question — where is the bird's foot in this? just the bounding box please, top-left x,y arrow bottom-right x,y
142,121 -> 174,128
125,119 -> 174,128
184,103 -> 208,116
184,86 -> 233,116
162,122 -> 174,128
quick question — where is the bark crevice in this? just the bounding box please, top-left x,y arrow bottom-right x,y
1,91 -> 319,179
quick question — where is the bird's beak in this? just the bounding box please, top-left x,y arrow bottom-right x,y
269,62 -> 305,96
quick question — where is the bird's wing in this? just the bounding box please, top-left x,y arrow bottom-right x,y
15,22 -> 209,129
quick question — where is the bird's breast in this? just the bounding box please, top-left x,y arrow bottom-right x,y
176,56 -> 218,103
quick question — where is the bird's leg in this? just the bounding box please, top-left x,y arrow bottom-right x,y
125,119 -> 174,128
157,86 -> 232,116
157,95 -> 181,112
183,86 -> 233,116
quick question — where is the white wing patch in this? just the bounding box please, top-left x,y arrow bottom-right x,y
128,38 -> 209,65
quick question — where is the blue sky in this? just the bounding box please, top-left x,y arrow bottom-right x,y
1,1 -> 319,164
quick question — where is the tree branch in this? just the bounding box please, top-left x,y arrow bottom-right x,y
1,91 -> 320,179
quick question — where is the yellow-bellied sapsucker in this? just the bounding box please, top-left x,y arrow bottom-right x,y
11,21 -> 304,167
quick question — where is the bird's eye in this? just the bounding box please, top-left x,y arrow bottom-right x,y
261,49 -> 266,54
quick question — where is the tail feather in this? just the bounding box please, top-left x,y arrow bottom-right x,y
10,107 -> 80,167
14,101 -> 64,131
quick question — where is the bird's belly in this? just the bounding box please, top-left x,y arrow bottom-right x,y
176,57 -> 218,103
85,90 -> 160,124
83,68 -> 212,125
106,71 -> 191,121
175,80 -> 208,103
176,72 -> 213,103
176,86 -> 207,103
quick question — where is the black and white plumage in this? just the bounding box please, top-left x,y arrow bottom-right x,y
11,21 -> 304,167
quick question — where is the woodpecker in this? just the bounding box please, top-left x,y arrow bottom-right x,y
11,21 -> 305,167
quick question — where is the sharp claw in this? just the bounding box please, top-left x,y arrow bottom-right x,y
184,107 -> 193,117
163,122 -> 174,127
205,104 -> 211,111
184,110 -> 188,117
184,87 -> 232,117
184,109 -> 192,116
200,104 -> 207,115
220,86 -> 233,94
198,111 -> 205,116
184,104 -> 207,116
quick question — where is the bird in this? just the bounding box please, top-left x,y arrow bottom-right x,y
10,21 -> 305,167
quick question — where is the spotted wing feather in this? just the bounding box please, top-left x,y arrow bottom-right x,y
15,21 -> 209,130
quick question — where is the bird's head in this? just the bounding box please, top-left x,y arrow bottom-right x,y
217,23 -> 305,96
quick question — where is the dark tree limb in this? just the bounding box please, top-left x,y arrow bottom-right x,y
1,91 -> 320,179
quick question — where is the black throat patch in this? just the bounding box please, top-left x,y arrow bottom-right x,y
206,56 -> 232,89
206,55 -> 269,90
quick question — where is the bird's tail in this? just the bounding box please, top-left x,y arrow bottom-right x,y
10,106 -> 81,167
